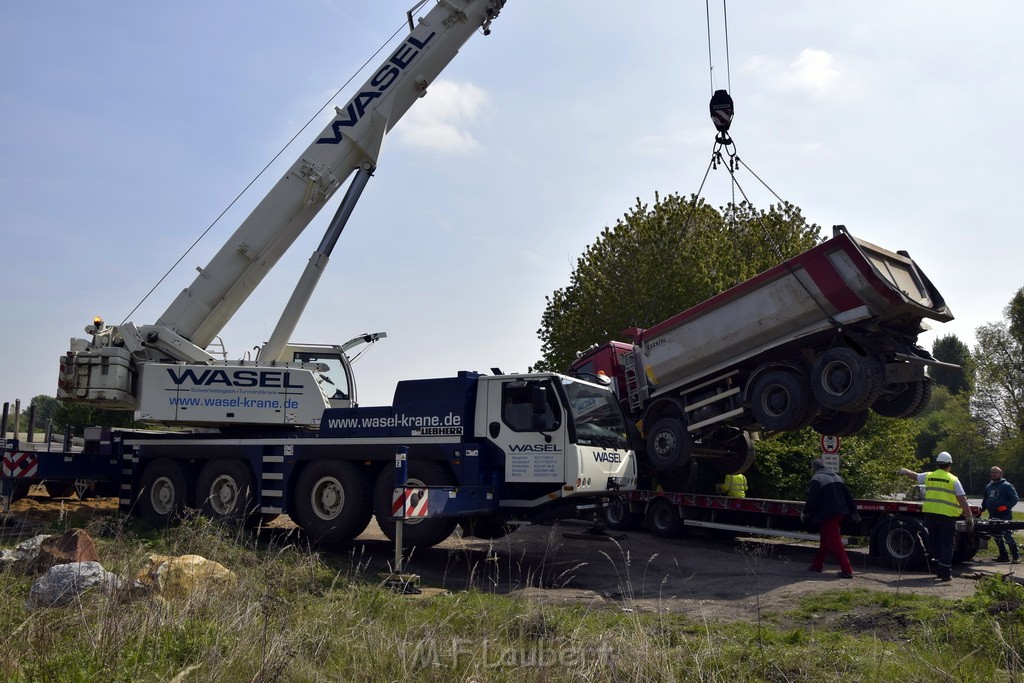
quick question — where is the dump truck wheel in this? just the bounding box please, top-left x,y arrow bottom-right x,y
811,348 -> 884,412
374,461 -> 459,549
654,459 -> 698,493
138,458 -> 188,526
601,498 -> 643,530
646,497 -> 686,537
811,409 -> 869,437
751,370 -> 815,430
645,417 -> 692,472
293,461 -> 373,543
873,379 -> 932,418
874,516 -> 927,570
711,430 -> 755,476
196,459 -> 257,525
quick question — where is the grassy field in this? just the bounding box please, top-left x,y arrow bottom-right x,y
0,511 -> 1022,682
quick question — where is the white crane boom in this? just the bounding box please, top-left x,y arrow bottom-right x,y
58,0 -> 506,426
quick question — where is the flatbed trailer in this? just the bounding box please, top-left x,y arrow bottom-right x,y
602,489 -> 1024,570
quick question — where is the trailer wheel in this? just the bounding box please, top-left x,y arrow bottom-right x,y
138,458 -> 187,525
811,348 -> 884,412
750,370 -> 815,430
293,461 -> 373,543
872,379 -> 932,419
952,529 -> 979,564
874,517 -> 927,570
646,497 -> 686,537
196,459 -> 257,525
374,461 -> 459,549
646,417 -> 692,472
811,409 -> 869,437
601,498 -> 643,531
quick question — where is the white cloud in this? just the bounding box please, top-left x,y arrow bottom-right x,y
395,80 -> 489,154
745,49 -> 845,98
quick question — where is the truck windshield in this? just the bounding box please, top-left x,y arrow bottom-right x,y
559,378 -> 630,450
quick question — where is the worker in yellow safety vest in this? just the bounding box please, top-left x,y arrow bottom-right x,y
717,472 -> 748,498
898,451 -> 974,582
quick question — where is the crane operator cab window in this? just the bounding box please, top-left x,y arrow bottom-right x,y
502,379 -> 560,432
291,350 -> 350,401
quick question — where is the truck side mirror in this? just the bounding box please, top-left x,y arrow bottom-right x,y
489,421 -> 500,438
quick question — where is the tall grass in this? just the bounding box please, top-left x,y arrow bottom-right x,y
0,512 -> 1022,682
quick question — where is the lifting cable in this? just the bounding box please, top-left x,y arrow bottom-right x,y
693,1 -> 838,328
121,20 -> 411,325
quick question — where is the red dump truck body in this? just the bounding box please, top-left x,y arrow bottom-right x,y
570,226 -> 953,490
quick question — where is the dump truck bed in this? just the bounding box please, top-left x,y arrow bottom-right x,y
638,227 -> 952,395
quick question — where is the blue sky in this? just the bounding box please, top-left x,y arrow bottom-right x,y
2,1 -> 1020,409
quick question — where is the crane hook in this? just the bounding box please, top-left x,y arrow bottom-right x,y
709,89 -> 734,145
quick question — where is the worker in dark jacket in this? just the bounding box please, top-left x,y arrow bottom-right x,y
801,458 -> 859,578
982,466 -> 1020,563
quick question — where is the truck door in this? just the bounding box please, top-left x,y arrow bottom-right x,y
282,344 -> 354,408
485,378 -> 568,484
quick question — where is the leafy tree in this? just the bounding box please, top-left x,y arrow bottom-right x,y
751,414 -> 921,500
914,385 -> 992,494
930,334 -> 974,395
29,395 -> 61,426
534,194 -> 821,371
973,322 -> 1024,442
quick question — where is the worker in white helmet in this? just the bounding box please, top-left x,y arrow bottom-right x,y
898,451 -> 974,581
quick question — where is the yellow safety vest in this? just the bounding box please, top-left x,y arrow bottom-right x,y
722,474 -> 748,498
922,469 -> 961,517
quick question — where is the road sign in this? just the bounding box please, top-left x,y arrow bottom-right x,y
820,435 -> 841,454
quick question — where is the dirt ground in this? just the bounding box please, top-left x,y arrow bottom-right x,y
5,491 -> 1020,620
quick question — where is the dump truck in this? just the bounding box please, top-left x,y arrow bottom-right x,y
570,225 -> 954,488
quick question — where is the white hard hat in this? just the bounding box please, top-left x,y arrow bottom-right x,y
936,451 -> 953,464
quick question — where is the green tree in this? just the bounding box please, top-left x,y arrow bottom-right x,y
974,321 -> 1024,441
534,194 -> 821,371
970,287 -> 1024,479
33,400 -> 144,435
914,385 -> 992,494
751,414 -> 921,500
29,395 -> 61,427
930,334 -> 974,395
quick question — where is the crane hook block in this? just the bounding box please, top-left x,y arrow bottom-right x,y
709,89 -> 734,133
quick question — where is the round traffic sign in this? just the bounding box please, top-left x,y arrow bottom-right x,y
820,434 -> 840,454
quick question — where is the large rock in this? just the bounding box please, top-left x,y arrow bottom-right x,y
0,534 -> 52,570
136,554 -> 237,600
27,561 -> 127,610
37,528 -> 100,570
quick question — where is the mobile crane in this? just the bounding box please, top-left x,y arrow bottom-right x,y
3,0 -> 638,547
58,0 -> 513,427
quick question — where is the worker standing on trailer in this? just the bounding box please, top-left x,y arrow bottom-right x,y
898,451 -> 974,581
717,471 -> 748,497
801,458 -> 858,578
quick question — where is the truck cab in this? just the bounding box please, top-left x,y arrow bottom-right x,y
477,373 -> 637,506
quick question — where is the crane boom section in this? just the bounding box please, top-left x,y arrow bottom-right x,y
157,0 -> 504,348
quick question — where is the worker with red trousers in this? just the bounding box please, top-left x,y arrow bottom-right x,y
982,466 -> 1020,563
801,458 -> 859,578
